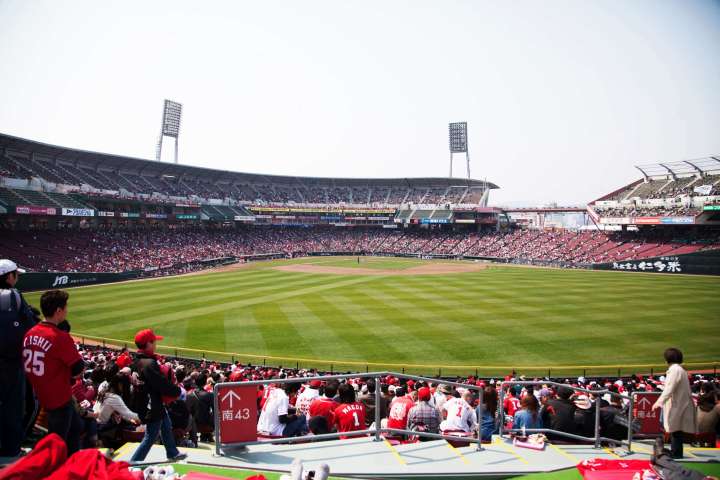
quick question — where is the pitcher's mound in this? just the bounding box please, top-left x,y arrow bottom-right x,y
273,262 -> 489,276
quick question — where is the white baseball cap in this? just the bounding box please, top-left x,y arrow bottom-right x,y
0,259 -> 26,276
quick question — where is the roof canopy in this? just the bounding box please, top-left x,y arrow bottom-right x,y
0,132 -> 498,189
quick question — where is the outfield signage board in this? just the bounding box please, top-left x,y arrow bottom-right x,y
599,217 -> 630,225
16,206 -> 57,215
98,211 -> 115,217
704,205 -> 720,211
62,208 -> 95,217
16,271 -> 140,291
175,214 -> 199,220
216,385 -> 258,444
120,212 -> 141,218
145,213 -> 168,219
234,215 -> 255,221
659,216 -> 694,225
633,217 -> 661,225
421,218 -> 450,224
455,219 -> 476,224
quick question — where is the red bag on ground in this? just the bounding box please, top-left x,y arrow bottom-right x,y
0,433 -> 67,480
576,458 -> 654,480
45,448 -> 141,480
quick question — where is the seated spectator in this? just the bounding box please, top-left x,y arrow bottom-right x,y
480,386 -> 498,441
185,377 -> 214,444
358,379 -> 388,428
333,384 -> 366,439
295,379 -> 321,419
440,390 -> 478,434
257,381 -> 307,437
386,386 -> 415,435
407,387 -> 440,439
546,386 -> 577,440
93,375 -> 141,448
696,383 -> 719,440
308,381 -> 339,432
512,393 -> 542,432
599,394 -> 628,441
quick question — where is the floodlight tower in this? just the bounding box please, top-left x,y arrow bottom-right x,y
448,122 -> 470,179
155,99 -> 182,164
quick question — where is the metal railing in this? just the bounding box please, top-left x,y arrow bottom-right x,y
498,381 -> 640,453
213,371 -> 486,455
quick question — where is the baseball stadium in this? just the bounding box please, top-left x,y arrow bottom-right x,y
2,2 -> 720,480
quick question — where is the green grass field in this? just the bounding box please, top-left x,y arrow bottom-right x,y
24,257 -> 720,376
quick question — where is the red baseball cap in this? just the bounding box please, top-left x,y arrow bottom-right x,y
417,387 -> 431,401
309,380 -> 322,388
134,329 -> 164,345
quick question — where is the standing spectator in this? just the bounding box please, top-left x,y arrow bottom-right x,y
513,393 -> 543,431
22,290 -> 85,455
186,377 -> 214,444
0,259 -> 37,457
652,348 -> 696,458
407,387 -> 440,438
130,329 -> 186,462
333,383 -> 366,439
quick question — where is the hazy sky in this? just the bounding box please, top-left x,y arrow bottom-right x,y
1,0 -> 719,206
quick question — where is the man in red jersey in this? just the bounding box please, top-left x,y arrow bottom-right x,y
333,383 -> 365,439
386,386 -> 414,435
23,290 -> 85,454
308,381 -> 339,434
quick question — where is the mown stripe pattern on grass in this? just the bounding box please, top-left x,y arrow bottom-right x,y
23,258 -> 720,375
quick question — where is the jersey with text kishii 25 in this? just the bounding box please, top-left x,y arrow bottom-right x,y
23,322 -> 81,410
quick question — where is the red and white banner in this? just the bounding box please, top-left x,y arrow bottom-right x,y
216,385 -> 258,444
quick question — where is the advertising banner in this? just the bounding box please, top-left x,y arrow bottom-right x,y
599,217 -> 631,225
175,214 -> 199,220
704,205 -> 720,211
145,213 -> 168,219
97,211 -> 115,217
16,271 -> 141,292
234,215 -> 256,221
594,250 -> 720,275
119,212 -> 140,218
660,216 -> 694,225
15,206 -> 57,215
420,218 -> 450,224
634,217 -> 661,225
61,208 -> 95,217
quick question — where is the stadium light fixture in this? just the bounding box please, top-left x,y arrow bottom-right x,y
155,99 -> 183,164
448,122 -> 471,179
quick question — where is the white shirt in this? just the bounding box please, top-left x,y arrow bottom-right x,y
295,387 -> 320,417
257,388 -> 289,436
440,397 -> 477,433
93,393 -> 139,424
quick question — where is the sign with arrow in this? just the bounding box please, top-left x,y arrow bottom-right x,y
632,393 -> 662,435
217,384 -> 258,444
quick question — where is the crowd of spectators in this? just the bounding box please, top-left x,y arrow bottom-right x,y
2,226 -> 720,273
22,341 -> 720,452
596,205 -> 701,218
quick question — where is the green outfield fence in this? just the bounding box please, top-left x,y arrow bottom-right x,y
73,333 -> 719,379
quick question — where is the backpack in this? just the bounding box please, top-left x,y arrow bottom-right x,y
0,288 -> 26,362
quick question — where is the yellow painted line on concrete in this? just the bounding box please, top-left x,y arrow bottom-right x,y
383,439 -> 407,465
445,442 -> 470,465
548,442 -> 580,463
688,447 -> 720,451
603,447 -> 622,459
113,442 -> 136,459
493,437 -> 529,465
